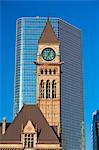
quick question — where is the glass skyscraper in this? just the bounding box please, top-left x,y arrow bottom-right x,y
59,20 -> 85,150
14,17 -> 59,116
14,16 -> 85,150
92,111 -> 99,150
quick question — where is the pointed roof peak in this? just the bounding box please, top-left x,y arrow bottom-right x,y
38,17 -> 59,44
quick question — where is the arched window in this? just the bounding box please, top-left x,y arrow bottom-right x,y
49,69 -> 52,75
53,69 -> 56,75
46,80 -> 50,99
41,69 -> 43,74
45,69 -> 47,75
52,80 -> 56,98
40,80 -> 44,98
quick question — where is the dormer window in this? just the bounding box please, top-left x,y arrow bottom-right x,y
24,133 -> 34,148
22,120 -> 37,148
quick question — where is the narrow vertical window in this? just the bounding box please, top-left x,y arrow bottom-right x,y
53,69 -> 56,75
52,80 -> 56,98
49,69 -> 52,75
45,69 -> 47,75
41,69 -> 43,74
46,80 -> 50,99
40,80 -> 44,98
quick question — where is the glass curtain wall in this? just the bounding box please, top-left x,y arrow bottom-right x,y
14,17 -> 58,116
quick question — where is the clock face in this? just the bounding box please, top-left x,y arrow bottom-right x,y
41,48 -> 56,61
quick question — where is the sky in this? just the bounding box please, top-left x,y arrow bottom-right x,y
0,0 -> 99,150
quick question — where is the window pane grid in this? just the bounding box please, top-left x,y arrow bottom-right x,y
24,134 -> 34,148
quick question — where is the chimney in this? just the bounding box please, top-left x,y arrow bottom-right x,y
2,117 -> 6,134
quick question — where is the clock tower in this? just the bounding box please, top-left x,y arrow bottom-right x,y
35,18 -> 61,136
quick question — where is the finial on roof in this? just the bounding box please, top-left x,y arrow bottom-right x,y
48,16 -> 50,21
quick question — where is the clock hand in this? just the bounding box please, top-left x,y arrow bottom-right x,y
47,51 -> 51,59
47,50 -> 50,56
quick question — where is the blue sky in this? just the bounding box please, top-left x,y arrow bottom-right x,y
0,1 -> 99,150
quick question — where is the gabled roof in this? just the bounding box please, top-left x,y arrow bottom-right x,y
0,105 -> 59,144
38,18 -> 59,44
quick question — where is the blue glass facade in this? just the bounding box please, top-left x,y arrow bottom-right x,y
14,17 -> 58,116
59,20 -> 84,150
92,111 -> 99,150
14,17 -> 84,150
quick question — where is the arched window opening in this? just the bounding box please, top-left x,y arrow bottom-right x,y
40,80 -> 44,98
45,69 -> 47,75
53,69 -> 56,75
52,80 -> 56,98
46,80 -> 50,99
41,69 -> 43,74
49,69 -> 52,75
